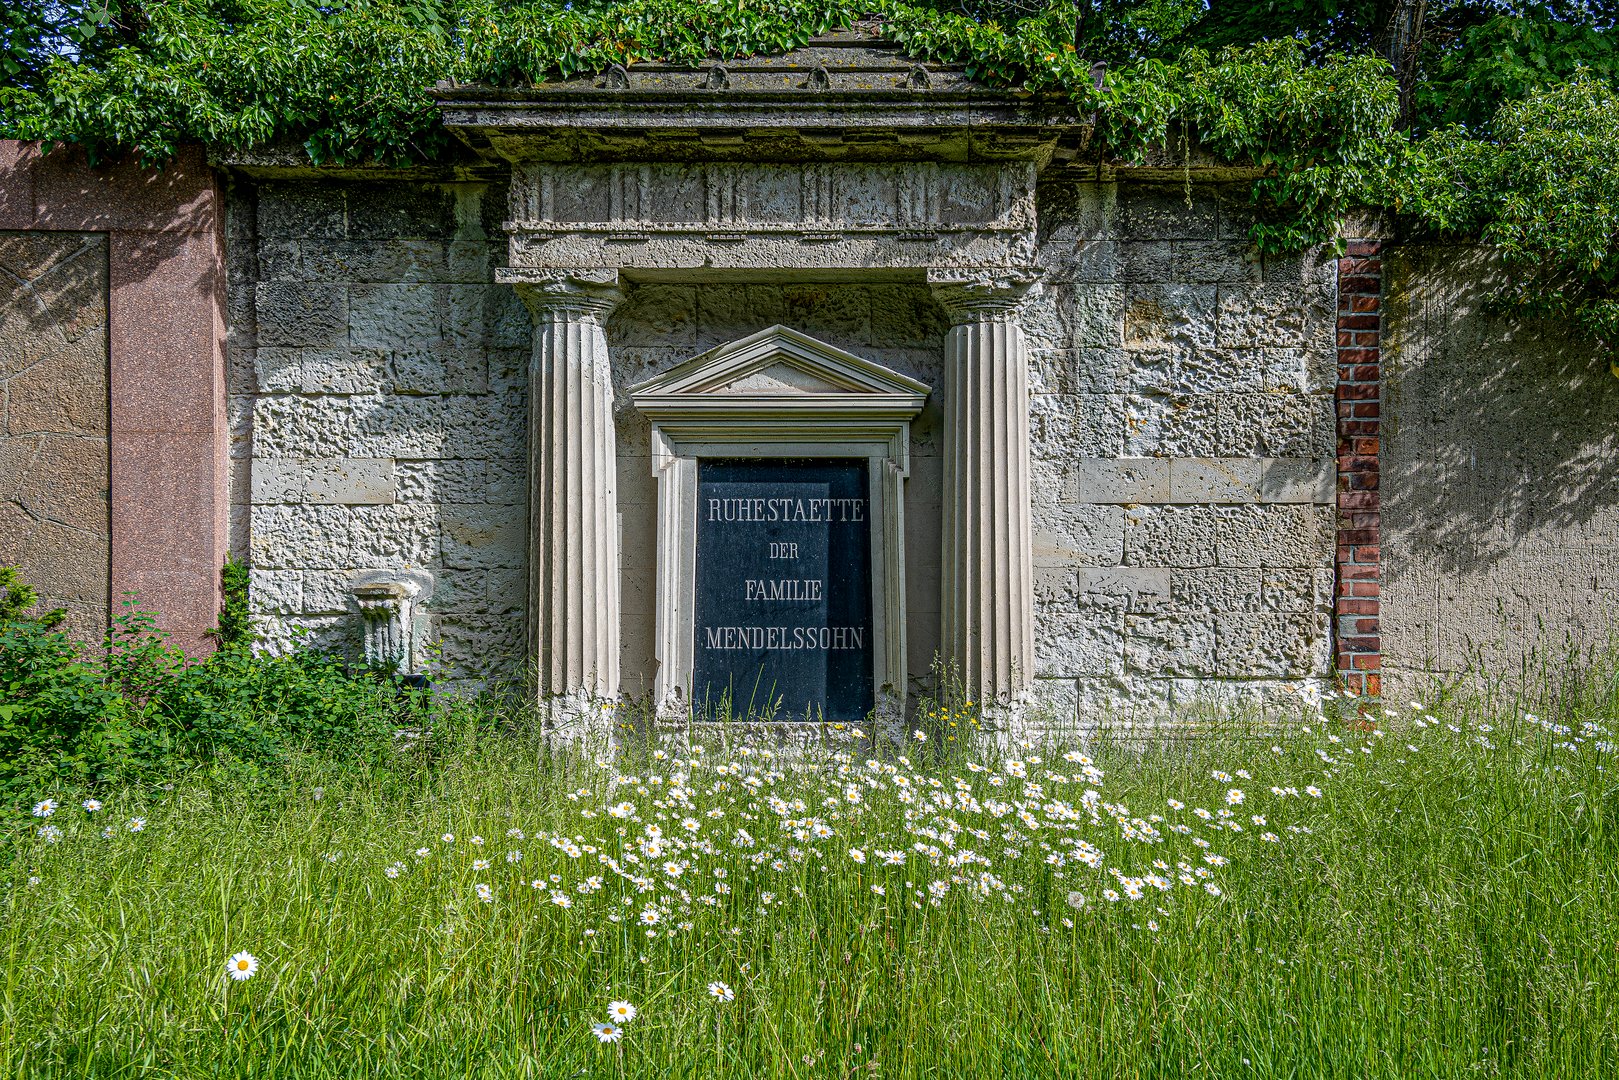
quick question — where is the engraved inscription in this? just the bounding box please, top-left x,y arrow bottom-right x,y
691,459 -> 874,720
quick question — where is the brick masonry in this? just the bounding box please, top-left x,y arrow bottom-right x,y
1335,241 -> 1383,697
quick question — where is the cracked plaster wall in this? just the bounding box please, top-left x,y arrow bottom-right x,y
225,175 -> 1338,718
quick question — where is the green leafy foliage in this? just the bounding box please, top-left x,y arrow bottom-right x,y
0,2 -> 1616,351
0,565 -> 435,816
1400,76 -> 1619,350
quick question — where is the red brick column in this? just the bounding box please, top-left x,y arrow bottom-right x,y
1335,241 -> 1382,697
1,142 -> 227,654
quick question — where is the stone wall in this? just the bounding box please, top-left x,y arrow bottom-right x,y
227,172 -> 1340,711
1024,180 -> 1338,724
0,231 -> 109,639
228,176 -> 532,684
1381,244 -> 1619,695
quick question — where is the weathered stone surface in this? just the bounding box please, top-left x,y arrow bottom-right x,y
254,347 -> 385,394
1170,240 -> 1261,284
1170,568 -> 1263,612
256,283 -> 347,348
253,458 -> 396,505
1258,457 -> 1334,504
0,230 -> 108,639
1075,566 -> 1170,612
1169,457 -> 1260,503
1215,613 -> 1328,678
1075,457 -> 1170,503
1034,503 -> 1125,567
1214,283 -> 1334,350
1117,185 -> 1218,240
1124,346 -> 1265,394
1036,610 -> 1125,677
1123,284 -> 1217,352
440,501 -> 526,570
1028,347 -> 1125,395
1124,613 -> 1217,676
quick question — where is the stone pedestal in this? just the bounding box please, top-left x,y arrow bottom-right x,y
502,269 -> 624,718
929,270 -> 1040,714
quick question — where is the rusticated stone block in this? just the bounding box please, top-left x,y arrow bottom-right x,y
1170,568 -> 1263,612
1075,457 -> 1170,504
1215,612 -> 1329,678
1124,613 -> 1216,676
257,182 -> 346,240
1123,284 -> 1217,352
1028,347 -> 1126,395
1125,345 -> 1265,395
256,283 -> 347,347
1117,184 -> 1218,240
1124,505 -> 1224,568
1170,240 -> 1261,284
433,613 -> 526,681
1215,283 -> 1334,350
254,347 -> 385,394
1075,566 -> 1170,612
439,502 -> 527,571
1034,503 -> 1125,567
1036,610 -> 1126,677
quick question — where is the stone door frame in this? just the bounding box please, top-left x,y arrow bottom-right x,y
629,324 -> 928,722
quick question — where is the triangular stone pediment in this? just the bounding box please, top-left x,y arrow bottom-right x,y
629,325 -> 930,406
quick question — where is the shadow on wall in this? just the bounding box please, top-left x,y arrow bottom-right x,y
1,141 -> 228,650
1381,243 -> 1619,684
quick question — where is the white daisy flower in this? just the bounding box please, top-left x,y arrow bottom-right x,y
707,981 -> 735,1002
591,1021 -> 623,1043
226,952 -> 259,981
32,799 -> 57,818
82,799 -> 102,813
607,1000 -> 637,1022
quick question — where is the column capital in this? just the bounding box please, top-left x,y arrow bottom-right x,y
499,268 -> 623,320
927,268 -> 1041,325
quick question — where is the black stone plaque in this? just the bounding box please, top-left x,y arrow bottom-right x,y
692,459 -> 874,721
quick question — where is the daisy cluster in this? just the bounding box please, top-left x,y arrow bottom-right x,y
376,735 -> 1285,951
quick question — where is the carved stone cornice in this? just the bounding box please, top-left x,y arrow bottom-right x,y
499,268 -> 622,319
926,268 -> 1042,324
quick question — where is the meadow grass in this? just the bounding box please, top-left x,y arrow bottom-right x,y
2,687 -> 1616,1079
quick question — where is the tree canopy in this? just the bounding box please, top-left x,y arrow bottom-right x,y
1,1 -> 1615,352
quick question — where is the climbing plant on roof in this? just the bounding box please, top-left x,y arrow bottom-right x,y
0,1 -> 1614,353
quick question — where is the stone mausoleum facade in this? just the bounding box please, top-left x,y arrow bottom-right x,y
4,36 -> 1615,733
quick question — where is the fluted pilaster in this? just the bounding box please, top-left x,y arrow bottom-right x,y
928,269 -> 1040,709
506,269 -> 623,705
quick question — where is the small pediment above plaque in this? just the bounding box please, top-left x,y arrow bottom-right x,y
712,362 -> 847,395
630,325 -> 929,414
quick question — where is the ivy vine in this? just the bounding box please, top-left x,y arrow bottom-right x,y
0,1 -> 1613,353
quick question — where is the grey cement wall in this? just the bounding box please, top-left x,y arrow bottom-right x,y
225,173 -> 1340,714
1382,244 -> 1619,695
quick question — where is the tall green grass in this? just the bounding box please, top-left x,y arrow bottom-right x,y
2,688 -> 1615,1079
